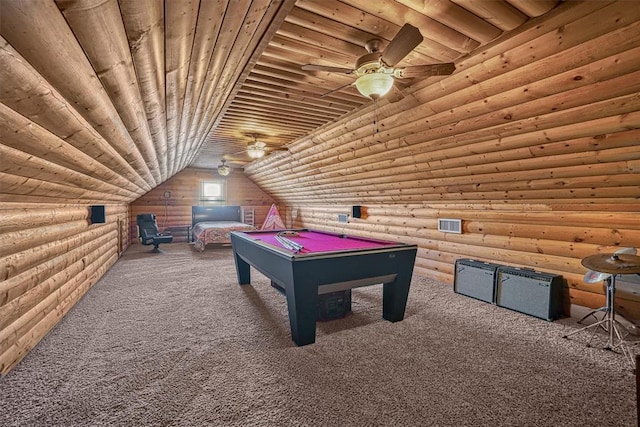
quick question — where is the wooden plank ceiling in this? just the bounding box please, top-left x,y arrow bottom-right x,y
197,0 -> 559,168
0,0 -> 558,202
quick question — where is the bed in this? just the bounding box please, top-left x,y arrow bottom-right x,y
191,206 -> 255,252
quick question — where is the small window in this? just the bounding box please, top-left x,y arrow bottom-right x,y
200,180 -> 226,203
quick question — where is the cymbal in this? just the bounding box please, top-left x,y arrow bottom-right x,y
581,253 -> 640,274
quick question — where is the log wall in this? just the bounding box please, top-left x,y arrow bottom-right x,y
130,168 -> 276,242
0,1 -> 288,375
1,0 -> 638,377
245,2 -> 640,318
0,203 -> 130,375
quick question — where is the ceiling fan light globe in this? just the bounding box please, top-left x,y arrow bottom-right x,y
247,144 -> 266,158
217,159 -> 231,176
355,73 -> 394,99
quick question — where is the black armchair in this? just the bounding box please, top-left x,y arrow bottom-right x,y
136,214 -> 173,253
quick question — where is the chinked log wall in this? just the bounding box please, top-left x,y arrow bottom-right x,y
246,1 -> 640,318
0,203 -> 130,375
130,168 -> 276,242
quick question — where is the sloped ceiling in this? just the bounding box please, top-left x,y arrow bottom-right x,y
0,0 -> 558,203
197,0 -> 559,167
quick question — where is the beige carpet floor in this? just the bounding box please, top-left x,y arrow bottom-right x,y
0,242 -> 637,426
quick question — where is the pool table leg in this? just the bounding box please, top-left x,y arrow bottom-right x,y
382,271 -> 412,322
382,250 -> 416,322
284,281 -> 318,346
233,252 -> 251,285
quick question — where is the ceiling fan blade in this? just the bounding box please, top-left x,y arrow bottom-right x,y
396,63 -> 456,78
381,23 -> 423,67
224,151 -> 249,159
301,64 -> 354,74
223,155 -> 251,165
265,147 -> 289,154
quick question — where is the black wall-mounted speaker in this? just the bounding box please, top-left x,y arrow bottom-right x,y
496,266 -> 563,321
454,259 -> 500,304
90,205 -> 106,224
352,205 -> 362,218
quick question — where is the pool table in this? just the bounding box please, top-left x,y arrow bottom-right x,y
230,229 -> 418,346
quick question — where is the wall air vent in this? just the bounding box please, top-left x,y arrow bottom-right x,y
438,218 -> 462,234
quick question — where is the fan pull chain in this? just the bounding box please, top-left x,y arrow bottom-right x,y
373,98 -> 379,136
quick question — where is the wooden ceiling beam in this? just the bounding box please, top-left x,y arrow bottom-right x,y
0,145 -> 138,200
298,0 -> 480,52
506,0 -> 559,17
0,171 -> 131,203
450,0 -> 528,31
168,0 -> 229,175
260,46 -> 358,86
286,5 -> 461,62
245,70 -> 363,103
256,54 -> 317,76
233,92 -> 355,119
0,103 -> 147,197
162,0 -> 199,176
214,123 -> 306,140
279,20 -> 442,65
218,111 -> 319,132
119,0 -> 170,181
0,39 -> 149,194
250,63 -> 359,98
178,0 -> 258,169
205,131 -> 292,147
269,34 -> 358,69
277,21 -> 365,58
224,105 -> 327,127
56,0 -> 163,185
183,0 -> 298,169
0,0 -> 157,188
238,81 -> 359,112
253,59 -> 364,101
394,0 -> 503,43
225,102 -> 329,126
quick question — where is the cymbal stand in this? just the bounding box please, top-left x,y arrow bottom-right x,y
576,277 -> 611,328
564,274 -> 635,368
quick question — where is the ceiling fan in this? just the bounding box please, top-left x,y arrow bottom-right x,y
222,135 -> 287,165
216,159 -> 237,176
301,23 -> 455,100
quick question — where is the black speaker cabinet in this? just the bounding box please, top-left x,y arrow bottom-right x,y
317,290 -> 352,321
454,259 -> 500,303
496,266 -> 563,321
270,282 -> 351,321
90,205 -> 106,224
